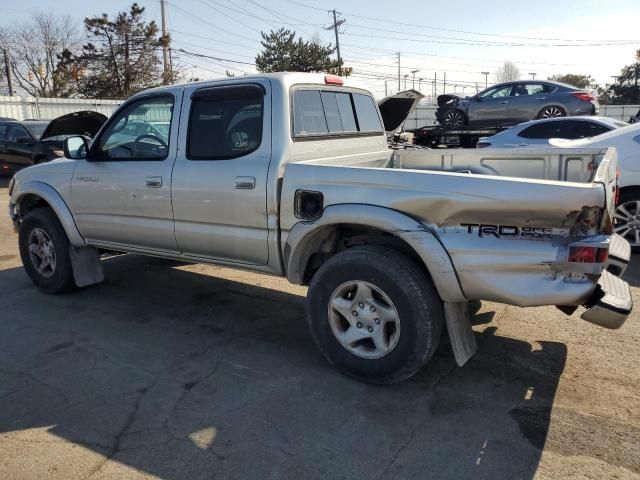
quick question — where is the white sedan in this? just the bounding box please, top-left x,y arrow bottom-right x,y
476,116 -> 628,148
545,122 -> 640,249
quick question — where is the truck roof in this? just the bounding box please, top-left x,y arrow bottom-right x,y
132,72 -> 373,98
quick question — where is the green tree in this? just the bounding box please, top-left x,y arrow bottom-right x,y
255,28 -> 342,74
605,50 -> 640,104
76,3 -> 165,99
548,73 -> 595,89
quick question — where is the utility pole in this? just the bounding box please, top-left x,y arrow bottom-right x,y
411,69 -> 419,90
418,77 -> 423,93
384,80 -> 388,97
326,10 -> 345,74
443,72 -> 446,93
403,74 -> 409,90
160,0 -> 171,84
3,49 -> 13,96
529,72 -> 537,80
481,71 -> 490,89
433,72 -> 437,102
397,52 -> 401,92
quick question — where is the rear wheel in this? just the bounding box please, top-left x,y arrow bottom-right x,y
307,246 -> 444,384
18,208 -> 76,293
442,109 -> 467,128
614,188 -> 640,251
537,105 -> 566,119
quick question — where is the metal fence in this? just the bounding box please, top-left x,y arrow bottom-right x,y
403,103 -> 640,130
0,96 -> 122,121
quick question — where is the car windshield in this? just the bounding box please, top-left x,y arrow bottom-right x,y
23,122 -> 49,140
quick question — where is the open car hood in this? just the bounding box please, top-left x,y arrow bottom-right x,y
378,90 -> 424,134
41,110 -> 108,140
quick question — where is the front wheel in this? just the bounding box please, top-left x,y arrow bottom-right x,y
307,246 -> 444,384
18,208 -> 76,293
537,105 -> 566,119
442,109 -> 467,128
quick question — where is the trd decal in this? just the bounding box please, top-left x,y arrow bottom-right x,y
461,223 -> 553,239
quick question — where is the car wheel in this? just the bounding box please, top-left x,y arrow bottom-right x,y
18,207 -> 76,293
537,105 -> 566,119
614,188 -> 640,252
307,245 -> 444,384
442,109 -> 467,128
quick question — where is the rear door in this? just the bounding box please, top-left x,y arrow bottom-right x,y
509,83 -> 553,122
171,81 -> 271,264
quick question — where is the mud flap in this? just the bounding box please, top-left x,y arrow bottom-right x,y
69,246 -> 104,288
444,301 -> 477,366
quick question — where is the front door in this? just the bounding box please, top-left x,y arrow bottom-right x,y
71,92 -> 181,252
171,81 -> 271,265
467,84 -> 514,125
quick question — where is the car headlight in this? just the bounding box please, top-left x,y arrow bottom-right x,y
8,177 -> 15,197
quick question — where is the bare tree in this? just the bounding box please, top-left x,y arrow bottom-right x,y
0,13 -> 79,97
495,61 -> 520,83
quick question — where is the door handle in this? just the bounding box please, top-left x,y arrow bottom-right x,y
536,97 -> 547,100
145,176 -> 162,188
499,101 -> 509,104
235,176 -> 256,189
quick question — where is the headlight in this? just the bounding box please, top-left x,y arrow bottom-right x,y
8,177 -> 15,196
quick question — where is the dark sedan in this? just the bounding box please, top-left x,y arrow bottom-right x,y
0,111 -> 107,175
436,80 -> 599,128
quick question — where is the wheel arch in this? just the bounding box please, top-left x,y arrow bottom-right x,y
283,204 -> 466,302
13,181 -> 85,246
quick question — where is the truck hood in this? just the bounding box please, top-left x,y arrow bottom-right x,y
378,90 -> 424,134
41,111 -> 108,140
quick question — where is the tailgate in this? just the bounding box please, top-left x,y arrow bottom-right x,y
591,146 -> 618,231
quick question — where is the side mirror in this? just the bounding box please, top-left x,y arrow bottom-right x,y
473,95 -> 481,102
16,136 -> 33,144
64,136 -> 88,160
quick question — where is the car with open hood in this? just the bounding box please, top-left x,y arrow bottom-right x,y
377,89 -> 424,142
436,80 -> 598,128
0,111 -> 107,175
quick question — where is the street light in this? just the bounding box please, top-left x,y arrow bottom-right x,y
529,72 -> 537,79
403,74 -> 409,90
418,77 -> 423,92
481,71 -> 490,89
411,69 -> 420,90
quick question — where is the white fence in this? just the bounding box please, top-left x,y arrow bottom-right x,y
0,96 -> 122,120
404,103 -> 640,130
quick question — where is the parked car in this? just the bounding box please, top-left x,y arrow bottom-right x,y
436,80 -> 599,128
545,122 -> 640,249
0,111 -> 107,175
8,73 -> 631,384
476,116 -> 627,148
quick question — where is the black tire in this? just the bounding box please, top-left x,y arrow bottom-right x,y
537,105 -> 566,119
442,109 -> 467,128
18,207 -> 76,294
307,246 -> 444,384
615,188 -> 640,252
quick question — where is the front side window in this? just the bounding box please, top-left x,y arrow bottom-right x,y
479,85 -> 513,99
96,96 -> 174,160
0,124 -> 9,141
188,84 -> 264,160
7,125 -> 31,143
519,122 -> 562,139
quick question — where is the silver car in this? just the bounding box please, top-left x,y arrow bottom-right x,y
437,80 -> 599,128
476,116 -> 627,148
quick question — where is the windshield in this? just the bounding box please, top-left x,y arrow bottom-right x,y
23,122 -> 49,140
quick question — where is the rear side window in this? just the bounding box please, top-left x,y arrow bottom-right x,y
572,121 -> 610,138
188,84 -> 264,160
293,89 -> 383,138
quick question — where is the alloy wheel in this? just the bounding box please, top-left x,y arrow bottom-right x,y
28,227 -> 57,278
443,110 -> 465,128
540,106 -> 564,118
614,200 -> 640,246
327,280 -> 401,359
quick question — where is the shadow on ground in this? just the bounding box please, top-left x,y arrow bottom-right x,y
0,255 -> 566,479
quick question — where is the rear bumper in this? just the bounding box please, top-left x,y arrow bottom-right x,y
606,233 -> 631,276
581,270 -> 632,329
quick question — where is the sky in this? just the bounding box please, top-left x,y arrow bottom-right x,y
2,0 -> 639,99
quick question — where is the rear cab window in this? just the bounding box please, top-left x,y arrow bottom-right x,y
292,87 -> 383,139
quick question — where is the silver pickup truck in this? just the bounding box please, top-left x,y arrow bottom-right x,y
7,73 -> 632,384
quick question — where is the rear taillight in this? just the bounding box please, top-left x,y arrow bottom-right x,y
571,92 -> 595,102
568,246 -> 608,263
476,142 -> 490,148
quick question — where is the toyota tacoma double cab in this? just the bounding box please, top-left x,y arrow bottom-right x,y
8,73 -> 632,383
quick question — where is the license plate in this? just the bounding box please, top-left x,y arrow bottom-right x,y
442,135 -> 460,145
